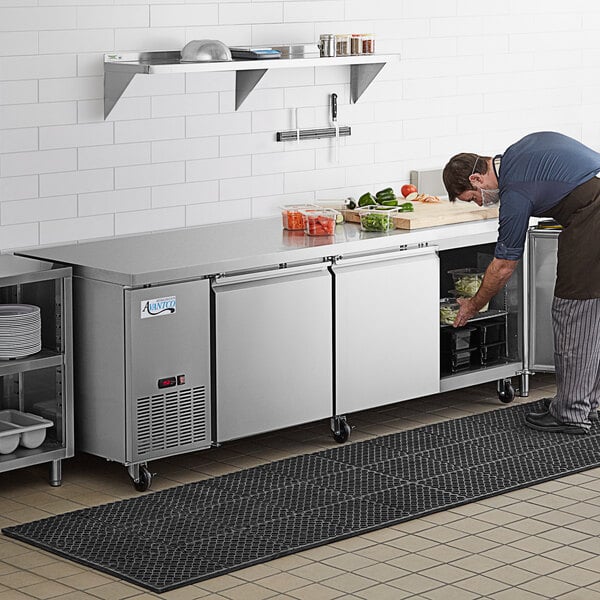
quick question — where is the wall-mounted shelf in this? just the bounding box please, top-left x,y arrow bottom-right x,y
104,51 -> 397,119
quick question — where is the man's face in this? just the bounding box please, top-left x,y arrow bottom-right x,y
457,188 -> 483,206
456,167 -> 498,206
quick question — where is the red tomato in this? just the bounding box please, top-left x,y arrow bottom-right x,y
401,184 -> 418,198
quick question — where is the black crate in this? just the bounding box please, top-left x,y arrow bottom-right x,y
441,348 -> 478,375
473,318 -> 506,345
478,342 -> 507,366
440,326 -> 477,353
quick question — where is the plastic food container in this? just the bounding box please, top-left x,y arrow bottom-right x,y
281,203 -> 316,230
440,297 -> 460,325
0,420 -> 22,455
302,208 -> 338,236
440,348 -> 477,375
441,326 -> 477,353
0,409 -> 53,449
358,207 -> 396,232
447,289 -> 489,312
474,318 -> 506,345
479,342 -> 506,366
448,268 -> 485,297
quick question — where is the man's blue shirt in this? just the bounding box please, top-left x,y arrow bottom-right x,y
495,132 -> 600,260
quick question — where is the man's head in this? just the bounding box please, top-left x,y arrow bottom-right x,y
443,153 -> 495,204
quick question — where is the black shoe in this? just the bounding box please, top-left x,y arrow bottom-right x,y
542,397 -> 598,421
525,410 -> 589,434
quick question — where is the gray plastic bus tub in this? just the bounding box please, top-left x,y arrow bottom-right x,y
0,410 -> 53,449
0,420 -> 22,454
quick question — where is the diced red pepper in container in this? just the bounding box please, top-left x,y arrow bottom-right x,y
282,210 -> 304,230
281,204 -> 317,230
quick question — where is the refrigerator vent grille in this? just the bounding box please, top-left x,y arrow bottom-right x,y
136,386 -> 207,455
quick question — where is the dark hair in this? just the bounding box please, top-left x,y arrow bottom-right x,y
443,153 -> 490,202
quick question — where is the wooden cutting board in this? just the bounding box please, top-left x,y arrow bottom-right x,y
342,199 -> 499,230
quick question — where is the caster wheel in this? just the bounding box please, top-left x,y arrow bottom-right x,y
133,466 -> 152,492
498,380 -> 515,403
331,417 -> 351,443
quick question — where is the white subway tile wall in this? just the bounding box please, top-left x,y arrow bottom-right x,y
0,1 -> 599,250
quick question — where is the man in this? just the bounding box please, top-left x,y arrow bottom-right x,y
442,131 -> 600,434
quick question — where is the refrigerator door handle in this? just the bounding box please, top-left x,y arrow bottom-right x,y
333,246 -> 438,268
212,261 -> 330,288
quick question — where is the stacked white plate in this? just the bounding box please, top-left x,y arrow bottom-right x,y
0,304 -> 42,360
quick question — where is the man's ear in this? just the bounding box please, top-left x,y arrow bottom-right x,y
469,173 -> 483,186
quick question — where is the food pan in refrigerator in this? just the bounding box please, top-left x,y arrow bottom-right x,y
478,342 -> 507,366
473,318 -> 506,345
440,348 -> 478,375
440,326 -> 477,353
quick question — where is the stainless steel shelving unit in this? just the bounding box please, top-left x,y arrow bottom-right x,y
0,255 -> 73,486
104,51 -> 396,118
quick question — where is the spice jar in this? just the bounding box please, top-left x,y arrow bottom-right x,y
361,33 -> 375,54
350,34 -> 362,55
318,34 -> 336,57
335,34 -> 350,56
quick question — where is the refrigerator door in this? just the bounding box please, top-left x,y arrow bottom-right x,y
528,230 -> 558,371
333,247 -> 440,414
213,263 -> 333,442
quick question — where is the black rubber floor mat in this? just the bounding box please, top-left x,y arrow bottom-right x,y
4,399 -> 600,593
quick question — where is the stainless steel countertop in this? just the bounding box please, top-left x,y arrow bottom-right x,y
17,217 -> 500,287
0,253 -> 72,286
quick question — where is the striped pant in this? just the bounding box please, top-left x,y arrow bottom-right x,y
549,296 -> 600,430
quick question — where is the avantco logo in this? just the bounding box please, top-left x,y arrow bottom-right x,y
140,296 -> 176,319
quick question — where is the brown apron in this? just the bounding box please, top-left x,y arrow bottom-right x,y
545,176 -> 600,299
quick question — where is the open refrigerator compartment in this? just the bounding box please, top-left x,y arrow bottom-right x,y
0,366 -> 64,461
438,244 -> 522,379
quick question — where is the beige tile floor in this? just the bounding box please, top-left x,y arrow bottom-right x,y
1,373 -> 600,600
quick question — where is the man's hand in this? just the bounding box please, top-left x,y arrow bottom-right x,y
452,257 -> 519,328
453,297 -> 479,327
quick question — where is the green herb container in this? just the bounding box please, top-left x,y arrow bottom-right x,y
448,268 -> 484,297
447,289 -> 489,312
440,297 -> 460,326
358,207 -> 396,232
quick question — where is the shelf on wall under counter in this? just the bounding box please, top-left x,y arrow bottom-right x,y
104,51 -> 398,118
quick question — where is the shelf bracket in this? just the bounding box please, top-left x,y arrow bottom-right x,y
235,69 -> 267,110
350,62 -> 386,103
104,70 -> 137,119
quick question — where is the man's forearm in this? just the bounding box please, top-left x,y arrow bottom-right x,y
470,258 -> 518,310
